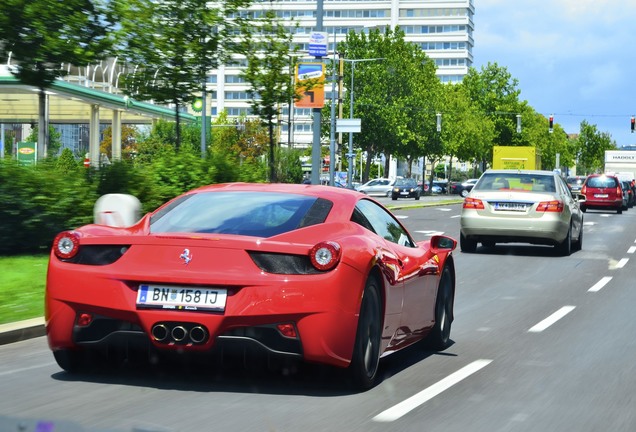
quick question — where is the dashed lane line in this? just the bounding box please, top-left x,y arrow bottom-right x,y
373,359 -> 493,422
588,276 -> 613,293
528,306 -> 576,333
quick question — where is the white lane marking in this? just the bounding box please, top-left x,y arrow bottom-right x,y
436,208 -> 453,212
583,221 -> 596,226
528,306 -> 575,333
415,231 -> 445,236
0,363 -> 53,377
588,276 -> 612,292
373,359 -> 492,422
615,258 -> 629,269
628,246 -> 636,254
395,215 -> 408,219
451,214 -> 461,219
600,214 -> 611,218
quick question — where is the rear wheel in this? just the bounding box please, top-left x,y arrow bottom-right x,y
460,232 -> 477,253
461,189 -> 470,197
617,207 -> 623,214
573,221 -> 583,251
424,266 -> 454,350
556,223 -> 572,256
53,348 -> 87,373
348,277 -> 382,390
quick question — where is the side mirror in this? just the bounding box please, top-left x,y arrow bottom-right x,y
429,235 -> 457,252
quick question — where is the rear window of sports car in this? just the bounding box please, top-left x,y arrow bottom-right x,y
150,192 -> 333,237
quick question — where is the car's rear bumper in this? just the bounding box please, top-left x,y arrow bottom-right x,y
45,260 -> 367,368
460,212 -> 569,245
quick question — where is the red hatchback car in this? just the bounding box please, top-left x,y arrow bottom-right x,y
580,174 -> 625,214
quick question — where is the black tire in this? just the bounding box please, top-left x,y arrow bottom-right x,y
460,232 -> 477,253
580,205 -> 586,213
53,348 -> 87,373
348,277 -> 382,390
617,208 -> 623,214
415,194 -> 420,200
556,223 -> 572,256
391,195 -> 397,200
573,221 -> 583,252
424,266 -> 454,350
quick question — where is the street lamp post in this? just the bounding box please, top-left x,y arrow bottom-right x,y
342,57 -> 384,189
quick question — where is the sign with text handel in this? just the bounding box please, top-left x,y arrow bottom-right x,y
295,63 -> 325,109
17,141 -> 37,166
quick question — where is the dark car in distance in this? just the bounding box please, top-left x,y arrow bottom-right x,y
391,178 -> 421,200
451,179 -> 479,197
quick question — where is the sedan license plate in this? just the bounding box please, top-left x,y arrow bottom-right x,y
493,202 -> 528,212
137,284 -> 227,312
594,194 -> 608,198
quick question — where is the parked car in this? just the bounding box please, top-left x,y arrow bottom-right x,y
451,179 -> 479,197
46,183 -> 458,390
619,180 -> 634,208
356,178 -> 396,197
460,169 -> 584,255
432,181 -> 448,194
391,178 -> 421,200
580,174 -> 625,214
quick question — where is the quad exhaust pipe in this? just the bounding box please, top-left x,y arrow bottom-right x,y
151,323 -> 208,344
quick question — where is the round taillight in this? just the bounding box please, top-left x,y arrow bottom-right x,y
53,231 -> 80,260
309,241 -> 341,271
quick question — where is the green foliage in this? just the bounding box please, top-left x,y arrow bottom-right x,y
237,8 -> 299,182
56,148 -> 81,172
0,159 -> 96,255
26,125 -> 63,157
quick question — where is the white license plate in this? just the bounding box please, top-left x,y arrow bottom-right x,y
400,191 -> 409,195
136,284 -> 227,312
594,194 -> 608,198
493,202 -> 528,211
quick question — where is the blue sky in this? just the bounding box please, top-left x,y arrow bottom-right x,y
472,0 -> 636,147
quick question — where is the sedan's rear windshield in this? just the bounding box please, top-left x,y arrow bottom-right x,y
475,173 -> 556,192
150,192 -> 332,237
585,176 -> 618,188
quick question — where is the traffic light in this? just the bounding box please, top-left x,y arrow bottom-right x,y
549,115 -> 554,134
631,116 -> 635,133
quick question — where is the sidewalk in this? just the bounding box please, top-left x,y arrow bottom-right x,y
0,317 -> 46,345
0,195 -> 464,346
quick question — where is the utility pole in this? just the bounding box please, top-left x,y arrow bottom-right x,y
310,0 -> 324,185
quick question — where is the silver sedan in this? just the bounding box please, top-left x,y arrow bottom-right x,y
459,169 -> 584,255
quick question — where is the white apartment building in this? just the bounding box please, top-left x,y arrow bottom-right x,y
208,0 -> 475,148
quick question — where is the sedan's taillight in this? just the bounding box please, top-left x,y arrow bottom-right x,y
463,197 -> 484,210
53,231 -> 80,259
536,200 -> 564,212
581,185 -> 587,194
309,241 -> 341,271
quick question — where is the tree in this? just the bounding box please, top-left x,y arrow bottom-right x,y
332,27 -> 442,184
462,62 -> 523,163
113,0 -> 249,150
576,120 -> 617,174
100,125 -> 139,159
26,125 -> 62,157
0,0 -> 114,159
237,9 -> 301,182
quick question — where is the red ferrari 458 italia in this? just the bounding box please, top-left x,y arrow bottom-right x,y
46,183 -> 457,389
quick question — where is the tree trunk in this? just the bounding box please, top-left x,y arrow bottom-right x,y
37,88 -> 49,160
268,119 -> 276,183
174,99 -> 181,150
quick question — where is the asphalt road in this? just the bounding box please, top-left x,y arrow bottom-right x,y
2,199 -> 635,432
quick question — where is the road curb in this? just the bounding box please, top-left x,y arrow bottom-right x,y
0,317 -> 45,345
